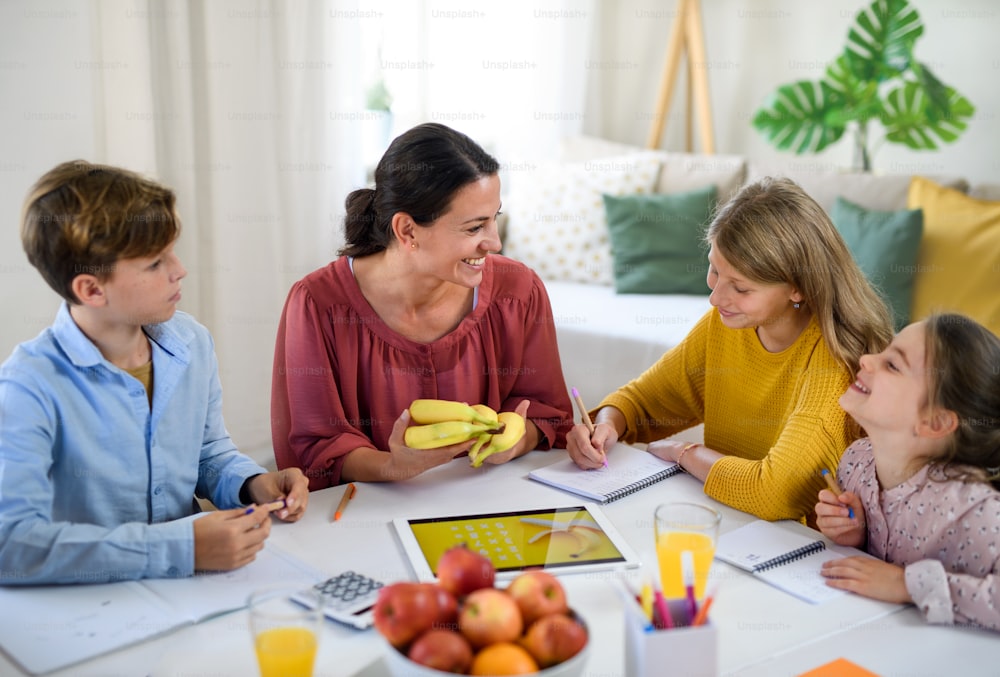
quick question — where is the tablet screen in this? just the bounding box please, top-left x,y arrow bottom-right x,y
395,504 -> 638,578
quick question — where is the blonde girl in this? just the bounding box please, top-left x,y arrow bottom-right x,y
567,177 -> 894,521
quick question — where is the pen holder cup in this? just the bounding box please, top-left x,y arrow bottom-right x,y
624,599 -> 717,677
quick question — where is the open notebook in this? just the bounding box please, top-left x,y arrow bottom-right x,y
0,545 -> 322,675
527,443 -> 682,503
714,520 -> 869,604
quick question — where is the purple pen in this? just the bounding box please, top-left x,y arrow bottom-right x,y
571,387 -> 607,468
681,550 -> 698,624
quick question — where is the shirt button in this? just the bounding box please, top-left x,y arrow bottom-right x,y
153,486 -> 163,495
130,390 -> 143,397
167,566 -> 179,576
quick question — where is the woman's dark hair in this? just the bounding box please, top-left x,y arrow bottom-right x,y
924,313 -> 1000,490
340,123 -> 499,257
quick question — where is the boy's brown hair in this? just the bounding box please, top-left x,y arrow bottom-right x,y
21,160 -> 180,303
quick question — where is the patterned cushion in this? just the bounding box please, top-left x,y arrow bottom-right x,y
502,153 -> 661,284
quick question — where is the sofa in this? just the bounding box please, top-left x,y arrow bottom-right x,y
500,135 -> 1000,408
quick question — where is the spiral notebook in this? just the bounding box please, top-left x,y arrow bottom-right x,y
527,443 -> 682,504
715,520 -> 856,604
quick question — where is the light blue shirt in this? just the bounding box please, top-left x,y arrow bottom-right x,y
0,304 -> 267,584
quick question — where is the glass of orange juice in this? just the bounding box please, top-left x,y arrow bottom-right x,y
248,585 -> 321,677
654,502 -> 721,600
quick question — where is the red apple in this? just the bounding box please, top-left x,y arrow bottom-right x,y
436,545 -> 496,598
373,582 -> 455,649
458,587 -> 523,649
507,570 -> 568,626
407,629 -> 474,673
520,613 -> 588,668
430,583 -> 459,631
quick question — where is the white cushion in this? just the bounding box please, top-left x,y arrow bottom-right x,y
502,153 -> 661,284
560,135 -> 746,202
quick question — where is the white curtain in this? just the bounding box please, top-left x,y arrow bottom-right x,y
368,0 -> 596,191
64,0 -> 360,463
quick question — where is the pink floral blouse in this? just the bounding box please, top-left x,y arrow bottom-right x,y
838,438 -> 1000,631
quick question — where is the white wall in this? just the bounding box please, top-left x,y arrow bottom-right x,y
0,5 -> 97,351
587,0 -> 1000,185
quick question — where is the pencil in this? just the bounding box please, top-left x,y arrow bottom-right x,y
821,469 -> 854,519
333,483 -> 356,522
691,592 -> 715,626
571,387 -> 607,468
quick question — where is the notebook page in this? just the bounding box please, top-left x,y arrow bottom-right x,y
755,547 -> 848,604
715,520 -> 824,572
527,443 -> 679,502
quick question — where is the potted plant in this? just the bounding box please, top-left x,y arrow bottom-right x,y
752,0 -> 974,172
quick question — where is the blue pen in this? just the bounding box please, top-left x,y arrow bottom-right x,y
821,469 -> 855,519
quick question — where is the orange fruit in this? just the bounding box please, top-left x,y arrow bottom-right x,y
469,642 -> 540,675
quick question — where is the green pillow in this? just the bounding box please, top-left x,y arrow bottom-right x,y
603,185 -> 716,294
831,196 -> 924,330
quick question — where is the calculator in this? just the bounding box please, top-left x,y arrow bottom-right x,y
291,570 -> 385,629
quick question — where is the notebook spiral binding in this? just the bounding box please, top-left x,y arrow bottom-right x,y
603,465 -> 683,503
752,540 -> 826,573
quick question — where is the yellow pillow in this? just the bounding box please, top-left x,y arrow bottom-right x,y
907,177 -> 1000,336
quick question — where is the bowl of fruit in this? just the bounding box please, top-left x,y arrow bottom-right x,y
376,546 -> 589,676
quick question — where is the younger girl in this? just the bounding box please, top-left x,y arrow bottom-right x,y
817,313 -> 1000,631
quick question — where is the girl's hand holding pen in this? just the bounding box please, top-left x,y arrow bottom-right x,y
814,488 -> 866,548
566,421 -> 618,470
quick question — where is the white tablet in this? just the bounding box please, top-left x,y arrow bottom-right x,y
392,503 -> 641,582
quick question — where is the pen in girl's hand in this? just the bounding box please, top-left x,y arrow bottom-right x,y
821,469 -> 854,519
571,387 -> 607,468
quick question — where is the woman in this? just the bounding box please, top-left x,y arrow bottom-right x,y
273,123 -> 573,489
567,177 -> 894,521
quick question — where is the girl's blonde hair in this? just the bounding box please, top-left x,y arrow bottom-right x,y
706,176 -> 894,380
925,313 -> 1000,489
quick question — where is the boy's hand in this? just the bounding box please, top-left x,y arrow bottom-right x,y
820,556 -> 912,604
815,488 -> 866,547
193,505 -> 273,571
245,468 -> 309,521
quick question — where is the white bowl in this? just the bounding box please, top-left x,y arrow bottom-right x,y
382,613 -> 590,677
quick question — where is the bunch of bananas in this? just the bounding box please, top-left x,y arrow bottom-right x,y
404,399 -> 526,467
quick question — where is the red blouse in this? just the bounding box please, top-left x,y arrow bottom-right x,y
271,255 -> 574,489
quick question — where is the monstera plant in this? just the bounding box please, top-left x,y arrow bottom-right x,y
753,0 -> 974,171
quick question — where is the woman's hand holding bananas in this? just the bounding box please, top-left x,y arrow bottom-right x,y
404,398 -> 532,467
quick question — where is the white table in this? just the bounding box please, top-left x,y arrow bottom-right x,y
1,450 -> 996,676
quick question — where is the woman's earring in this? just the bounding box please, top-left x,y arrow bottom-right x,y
793,302 -> 801,309
411,242 -> 417,249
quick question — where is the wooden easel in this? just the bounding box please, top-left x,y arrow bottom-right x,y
645,0 -> 715,153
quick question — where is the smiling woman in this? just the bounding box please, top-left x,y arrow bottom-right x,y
271,123 -> 575,489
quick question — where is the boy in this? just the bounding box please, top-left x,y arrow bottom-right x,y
0,160 -> 308,584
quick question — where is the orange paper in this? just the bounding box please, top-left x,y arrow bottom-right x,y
798,657 -> 880,677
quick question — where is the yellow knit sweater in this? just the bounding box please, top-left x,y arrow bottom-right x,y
600,309 -> 853,521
